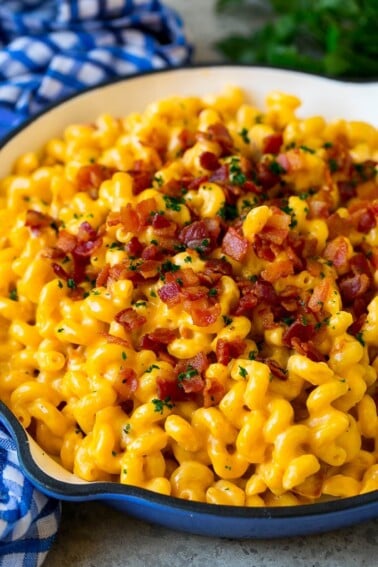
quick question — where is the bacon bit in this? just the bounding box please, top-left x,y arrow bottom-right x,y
74,237 -> 102,258
186,298 -> 221,327
260,209 -> 290,245
339,273 -> 371,304
107,204 -> 139,231
176,268 -> 200,287
120,400 -> 134,415
176,352 -> 209,376
52,262 -> 70,281
181,285 -> 209,301
263,133 -> 283,155
357,208 -> 376,233
152,213 -> 171,229
323,236 -> 350,271
25,209 -> 54,233
261,258 -> 294,283
338,180 -> 357,202
291,338 -> 326,362
157,378 -> 188,402
138,259 -> 160,279
158,281 -> 182,306
76,164 -> 115,199
199,151 -> 220,171
326,213 -> 353,240
187,174 -> 209,191
125,236 -> 143,257
96,264 -> 110,287
350,253 -> 372,276
135,198 -> 157,225
102,333 -> 131,348
141,244 -> 163,261
203,379 -> 225,407
77,221 -> 97,242
41,246 -> 66,259
205,123 -> 234,156
178,128 -> 196,152
222,227 -> 249,261
179,220 -> 213,253
308,200 -> 330,219
348,314 -> 367,337
253,236 -> 276,261
128,170 -> 153,195
56,230 -> 77,253
234,292 -> 258,316
114,368 -> 138,400
115,308 -> 146,331
140,328 -> 178,353
216,338 -> 246,365
209,164 -> 229,185
264,359 -> 287,380
308,278 -> 332,313
283,320 -> 315,346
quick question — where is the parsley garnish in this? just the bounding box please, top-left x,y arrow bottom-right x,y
300,145 -> 315,154
109,241 -> 124,250
229,157 -> 246,185
217,202 -> 238,220
57,280 -> 63,289
208,288 -> 218,297
163,195 -> 183,211
238,366 -> 247,379
269,160 -> 286,175
184,255 -> 192,263
329,158 -> 339,173
239,127 -> 250,144
67,278 -> 76,289
121,352 -> 127,360
152,397 -> 174,414
154,174 -> 164,187
248,350 -> 257,360
177,366 -> 198,382
9,289 -> 18,301
145,364 -> 159,373
356,332 -> 365,346
222,315 -> 232,326
123,424 -> 131,435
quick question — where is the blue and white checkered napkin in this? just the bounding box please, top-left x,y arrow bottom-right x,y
0,0 -> 192,138
0,423 -> 61,567
0,1 -> 191,564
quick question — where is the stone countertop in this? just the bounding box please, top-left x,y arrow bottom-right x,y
43,2 -> 378,565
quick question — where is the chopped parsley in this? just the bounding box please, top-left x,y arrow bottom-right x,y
229,157 -> 246,185
123,424 -> 131,435
184,255 -> 192,263
248,350 -> 257,360
282,316 -> 295,326
239,127 -> 250,144
355,332 -> 365,346
269,160 -> 286,175
57,280 -> 63,289
150,290 -> 157,297
328,158 -> 339,173
163,195 -> 183,211
300,145 -> 315,154
109,241 -> 124,250
154,174 -> 164,187
135,301 -> 146,307
177,366 -> 198,382
9,289 -> 18,301
121,352 -> 127,360
208,288 -> 218,297
145,364 -> 159,373
323,142 -> 333,149
152,397 -> 174,414
222,315 -> 232,326
217,202 -> 238,221
67,278 -> 76,289
57,328 -> 64,333
238,366 -> 248,379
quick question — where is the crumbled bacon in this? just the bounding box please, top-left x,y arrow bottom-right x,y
25,210 -> 54,233
200,151 -> 220,171
326,213 -> 353,240
157,378 -> 188,402
339,273 -> 371,304
216,338 -> 246,365
261,259 -> 294,283
140,328 -> 178,353
76,164 -> 115,199
222,227 -> 249,261
263,133 -> 283,155
283,320 -> 315,346
308,278 -> 331,313
291,338 -> 325,362
203,123 -> 234,156
102,333 -> 131,348
179,220 -> 214,253
323,236 -> 349,271
186,298 -> 221,327
158,281 -> 182,306
115,308 -> 146,331
114,368 -> 138,400
203,380 -> 225,407
128,170 -> 153,195
125,236 -> 143,257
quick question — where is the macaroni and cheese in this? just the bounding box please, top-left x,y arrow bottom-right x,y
0,86 -> 377,507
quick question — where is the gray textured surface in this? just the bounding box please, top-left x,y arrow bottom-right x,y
45,501 -> 378,567
43,2 -> 378,565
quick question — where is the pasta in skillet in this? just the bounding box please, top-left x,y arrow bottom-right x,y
0,86 -> 377,507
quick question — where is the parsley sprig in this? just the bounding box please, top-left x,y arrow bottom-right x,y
216,1 -> 378,79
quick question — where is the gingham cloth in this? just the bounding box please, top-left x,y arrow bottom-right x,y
0,1 -> 191,564
0,0 -> 192,137
0,423 -> 61,567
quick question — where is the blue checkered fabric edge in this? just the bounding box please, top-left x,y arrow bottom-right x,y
0,0 -> 193,138
0,423 -> 61,567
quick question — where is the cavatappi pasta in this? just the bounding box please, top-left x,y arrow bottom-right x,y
0,86 -> 377,507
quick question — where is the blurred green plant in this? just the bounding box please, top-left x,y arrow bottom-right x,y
216,0 -> 378,78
